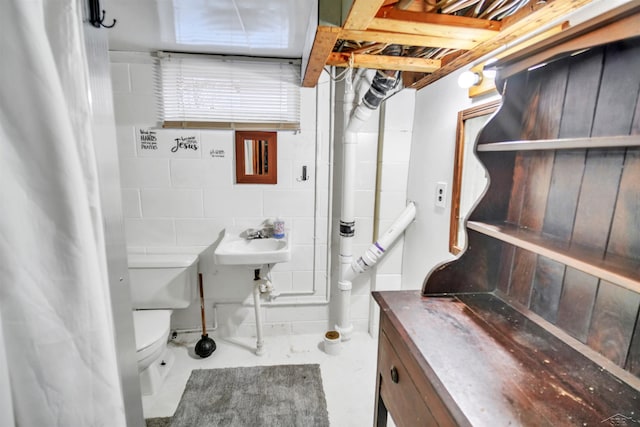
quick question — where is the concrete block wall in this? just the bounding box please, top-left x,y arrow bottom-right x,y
110,52 -> 332,339
110,52 -> 414,339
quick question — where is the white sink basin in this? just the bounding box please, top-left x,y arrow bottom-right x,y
214,228 -> 291,267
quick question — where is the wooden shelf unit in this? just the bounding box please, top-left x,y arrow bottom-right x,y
477,134 -> 640,152
468,221 -> 640,294
372,12 -> 640,427
424,31 -> 640,377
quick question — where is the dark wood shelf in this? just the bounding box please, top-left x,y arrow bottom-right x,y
419,25 -> 640,419
373,291 -> 640,426
477,135 -> 640,152
468,221 -> 640,293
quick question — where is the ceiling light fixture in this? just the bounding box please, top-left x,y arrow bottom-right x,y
457,71 -> 482,89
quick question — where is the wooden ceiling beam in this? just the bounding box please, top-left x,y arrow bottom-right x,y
409,0 -> 597,89
467,23 -> 567,98
302,26 -> 341,88
326,52 -> 441,73
339,28 -> 479,50
370,7 -> 501,40
343,0 -> 387,30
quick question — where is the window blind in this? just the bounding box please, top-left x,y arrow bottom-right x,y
158,53 -> 300,129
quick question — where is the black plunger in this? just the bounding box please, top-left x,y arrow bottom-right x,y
195,273 -> 216,358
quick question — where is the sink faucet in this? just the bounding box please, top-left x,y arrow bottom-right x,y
245,228 -> 270,240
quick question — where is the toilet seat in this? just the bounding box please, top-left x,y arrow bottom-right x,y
133,310 -> 172,370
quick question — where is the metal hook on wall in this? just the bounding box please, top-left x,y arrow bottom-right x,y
88,0 -> 116,28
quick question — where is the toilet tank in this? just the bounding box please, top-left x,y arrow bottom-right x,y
127,254 -> 198,309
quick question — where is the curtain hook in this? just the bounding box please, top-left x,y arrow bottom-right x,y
89,0 -> 117,29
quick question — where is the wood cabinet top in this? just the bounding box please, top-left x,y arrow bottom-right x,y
373,290 -> 640,426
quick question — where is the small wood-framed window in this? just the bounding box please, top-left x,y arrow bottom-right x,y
235,131 -> 277,184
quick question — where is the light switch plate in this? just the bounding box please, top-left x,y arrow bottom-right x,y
435,182 -> 447,208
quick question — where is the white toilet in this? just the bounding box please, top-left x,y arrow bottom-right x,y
127,253 -> 198,395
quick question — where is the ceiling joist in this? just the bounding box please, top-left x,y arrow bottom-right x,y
302,0 -> 607,90
409,0 -> 596,89
339,28 -> 479,50
326,52 -> 441,72
302,26 -> 340,88
343,0 -> 387,29
370,7 -> 501,40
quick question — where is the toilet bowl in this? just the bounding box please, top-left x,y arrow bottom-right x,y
128,253 -> 198,395
133,310 -> 174,395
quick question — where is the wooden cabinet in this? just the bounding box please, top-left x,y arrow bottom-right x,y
374,305 -> 459,427
373,7 -> 640,427
372,291 -> 640,426
426,36 -> 640,375
377,331 -> 437,426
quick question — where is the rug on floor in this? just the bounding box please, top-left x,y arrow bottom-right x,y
166,364 -> 329,427
145,417 -> 171,427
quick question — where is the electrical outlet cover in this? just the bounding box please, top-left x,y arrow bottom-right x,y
435,182 -> 447,208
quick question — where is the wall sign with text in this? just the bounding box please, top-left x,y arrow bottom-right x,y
136,128 -> 201,158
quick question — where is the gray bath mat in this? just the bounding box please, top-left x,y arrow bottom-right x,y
169,364 -> 329,426
145,417 -> 170,427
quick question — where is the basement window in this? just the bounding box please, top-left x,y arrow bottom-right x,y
158,53 -> 300,130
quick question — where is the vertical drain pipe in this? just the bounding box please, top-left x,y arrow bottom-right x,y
336,46 -> 402,341
336,67 -> 357,341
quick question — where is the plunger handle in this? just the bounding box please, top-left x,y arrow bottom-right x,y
198,273 -> 207,336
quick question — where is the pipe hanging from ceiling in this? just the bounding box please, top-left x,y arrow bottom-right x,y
335,45 -> 416,341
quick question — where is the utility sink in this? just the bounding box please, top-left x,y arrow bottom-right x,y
214,228 -> 291,267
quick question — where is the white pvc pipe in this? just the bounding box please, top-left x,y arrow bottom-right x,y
336,72 -> 376,341
253,283 -> 264,356
336,68 -> 409,341
336,71 -> 356,340
344,202 -> 417,282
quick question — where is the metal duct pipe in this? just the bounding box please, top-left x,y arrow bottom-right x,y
362,46 -> 402,110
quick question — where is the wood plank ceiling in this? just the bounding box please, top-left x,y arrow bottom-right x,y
302,0 -> 596,89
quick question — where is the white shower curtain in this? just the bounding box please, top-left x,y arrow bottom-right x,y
0,1 -> 126,425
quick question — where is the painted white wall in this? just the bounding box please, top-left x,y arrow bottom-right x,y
402,69 -> 500,290
375,89 -> 416,290
110,51 -> 333,337
110,54 -> 413,338
369,89 -> 416,332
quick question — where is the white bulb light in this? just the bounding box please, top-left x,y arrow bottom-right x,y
458,71 -> 481,88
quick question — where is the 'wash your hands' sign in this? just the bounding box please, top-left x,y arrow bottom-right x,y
137,128 -> 200,158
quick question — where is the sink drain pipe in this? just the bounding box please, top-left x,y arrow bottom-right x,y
336,46 -> 412,341
253,268 -> 266,356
